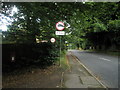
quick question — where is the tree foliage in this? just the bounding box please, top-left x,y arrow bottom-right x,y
2,2 -> 120,50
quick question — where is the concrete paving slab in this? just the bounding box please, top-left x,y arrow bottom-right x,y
64,74 -> 88,88
63,52 -> 105,88
80,76 -> 101,85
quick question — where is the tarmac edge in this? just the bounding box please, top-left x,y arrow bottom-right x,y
70,51 -> 108,89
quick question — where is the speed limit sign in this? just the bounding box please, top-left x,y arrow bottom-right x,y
56,21 -> 65,31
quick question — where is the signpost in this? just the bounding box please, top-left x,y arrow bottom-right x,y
56,21 -> 65,66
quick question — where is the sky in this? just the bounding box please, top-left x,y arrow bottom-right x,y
0,6 -> 18,31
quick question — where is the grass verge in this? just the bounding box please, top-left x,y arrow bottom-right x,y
86,49 -> 120,56
59,50 -> 69,71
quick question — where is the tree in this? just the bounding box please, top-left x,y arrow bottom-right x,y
2,2 -> 120,50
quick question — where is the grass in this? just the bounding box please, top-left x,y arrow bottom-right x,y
59,50 -> 69,71
105,51 -> 119,56
95,50 -> 119,56
87,49 -> 120,56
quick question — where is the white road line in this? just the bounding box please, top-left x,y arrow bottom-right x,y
99,58 -> 111,62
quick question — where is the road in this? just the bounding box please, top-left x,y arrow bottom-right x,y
70,50 -> 118,88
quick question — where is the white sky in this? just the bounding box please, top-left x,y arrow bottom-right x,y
0,6 -> 18,31
0,24 -> 8,31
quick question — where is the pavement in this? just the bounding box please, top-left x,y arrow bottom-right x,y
62,51 -> 106,89
70,50 -> 118,88
2,50 -> 118,89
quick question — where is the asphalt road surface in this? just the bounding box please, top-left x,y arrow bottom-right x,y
70,50 -> 119,88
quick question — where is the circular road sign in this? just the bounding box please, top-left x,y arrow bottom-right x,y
50,38 -> 56,43
56,21 -> 65,31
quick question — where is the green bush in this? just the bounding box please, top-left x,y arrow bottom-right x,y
2,43 -> 59,73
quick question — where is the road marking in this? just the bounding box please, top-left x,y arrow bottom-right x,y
69,51 -> 107,88
99,58 -> 111,62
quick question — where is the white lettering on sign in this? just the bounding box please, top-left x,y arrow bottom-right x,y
55,31 -> 65,35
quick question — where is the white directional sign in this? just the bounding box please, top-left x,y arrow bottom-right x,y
55,31 -> 65,35
50,38 -> 56,43
56,21 -> 65,31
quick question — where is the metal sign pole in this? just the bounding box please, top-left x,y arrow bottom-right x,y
55,21 -> 65,67
59,36 -> 61,66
